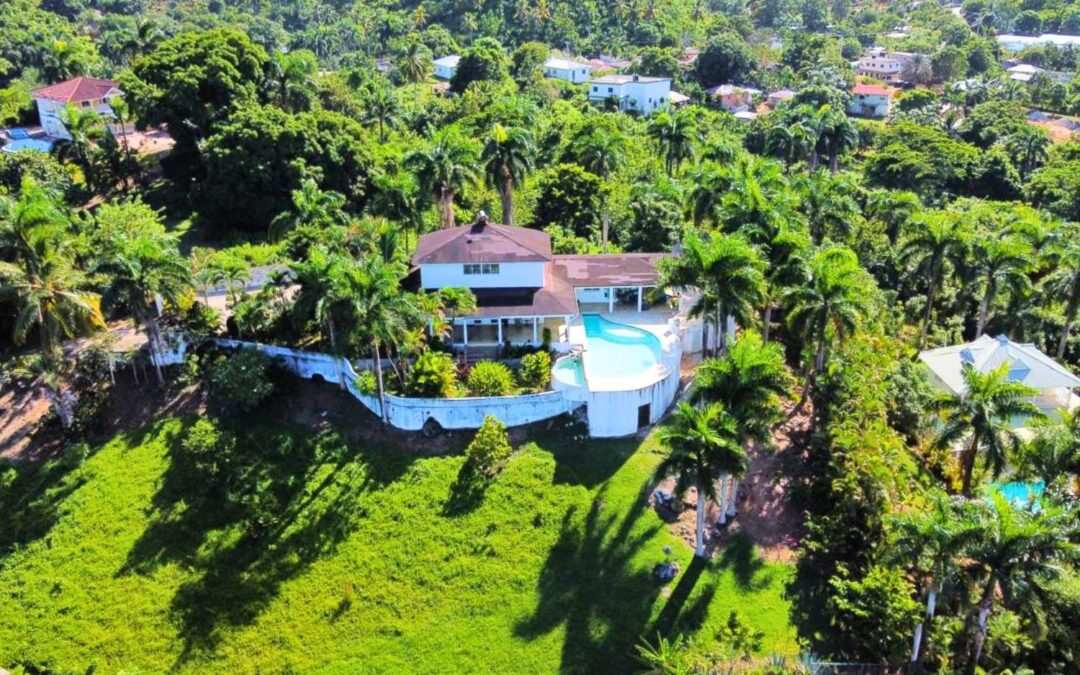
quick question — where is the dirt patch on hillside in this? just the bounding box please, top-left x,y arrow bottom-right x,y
0,386 -> 55,462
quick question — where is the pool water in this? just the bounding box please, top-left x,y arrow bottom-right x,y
991,481 -> 1045,510
581,314 -> 661,380
2,138 -> 53,153
553,354 -> 585,386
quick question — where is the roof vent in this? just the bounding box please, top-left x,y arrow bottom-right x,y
996,334 -> 1009,345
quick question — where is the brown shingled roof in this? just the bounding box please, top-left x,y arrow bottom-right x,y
553,253 -> 668,287
412,218 -> 553,265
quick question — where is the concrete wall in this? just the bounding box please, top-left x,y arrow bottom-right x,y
419,261 -> 545,289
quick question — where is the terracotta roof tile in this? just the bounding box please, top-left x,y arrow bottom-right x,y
33,77 -> 122,103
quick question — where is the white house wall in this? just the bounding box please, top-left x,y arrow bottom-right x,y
420,261 -> 546,289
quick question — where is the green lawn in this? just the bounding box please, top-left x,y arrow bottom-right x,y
0,416 -> 796,673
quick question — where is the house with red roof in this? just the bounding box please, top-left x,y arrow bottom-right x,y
32,77 -> 123,140
848,83 -> 895,119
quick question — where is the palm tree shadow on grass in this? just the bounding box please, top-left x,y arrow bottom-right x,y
532,421 -> 643,489
514,484 -> 718,673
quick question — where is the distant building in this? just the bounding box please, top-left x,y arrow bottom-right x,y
1007,63 -> 1044,83
705,84 -> 760,113
433,55 -> 460,80
856,47 -> 916,81
543,57 -> 591,83
997,33 -> 1080,51
766,89 -> 796,108
32,77 -> 122,140
668,91 -> 690,107
588,75 -> 672,116
849,83 -> 895,118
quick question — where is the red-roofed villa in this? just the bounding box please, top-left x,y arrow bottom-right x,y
848,83 -> 895,118
32,77 -> 123,139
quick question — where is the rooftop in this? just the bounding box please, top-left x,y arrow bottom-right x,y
33,77 -> 121,103
544,57 -> 589,70
589,74 -> 670,85
553,253 -> 666,288
919,334 -> 1080,395
411,216 -> 553,265
853,83 -> 894,97
433,55 -> 461,67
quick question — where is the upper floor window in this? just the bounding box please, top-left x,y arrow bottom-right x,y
464,263 -> 500,275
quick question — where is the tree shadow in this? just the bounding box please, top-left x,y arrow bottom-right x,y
785,560 -> 837,658
714,534 -> 773,593
441,461 -> 489,517
650,556 -> 717,638
531,418 -> 644,489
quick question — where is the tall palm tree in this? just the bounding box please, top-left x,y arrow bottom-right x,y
0,180 -> 69,268
1001,125 -> 1049,179
965,494 -> 1079,669
887,492 -> 980,666
657,402 -> 748,557
659,231 -> 766,357
783,245 -> 867,392
766,121 -> 814,170
0,251 -> 104,355
901,212 -> 967,346
685,161 -> 730,228
1016,410 -> 1080,496
690,331 -> 791,518
900,53 -> 934,85
866,189 -> 921,245
94,210 -> 191,386
398,41 -> 433,83
364,86 -> 399,143
268,49 -> 318,112
814,106 -> 859,173
482,124 -> 533,226
53,105 -> 104,189
571,128 -> 628,179
971,236 -> 1032,336
407,126 -> 481,229
795,170 -> 861,244
932,363 -> 1042,497
647,109 -> 698,176
269,178 -> 349,242
1045,237 -> 1080,358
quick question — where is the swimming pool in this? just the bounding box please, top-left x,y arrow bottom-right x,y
553,354 -> 585,386
2,138 -> 53,153
991,480 -> 1045,510
581,314 -> 661,380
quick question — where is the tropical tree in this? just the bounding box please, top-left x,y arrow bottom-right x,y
53,105 -> 104,188
93,201 -> 191,385
932,363 -> 1042,496
571,127 -> 628,179
647,109 -> 698,176
1045,236 -> 1080,358
900,53 -> 934,85
901,212 -> 967,346
659,231 -> 766,356
783,245 -> 867,392
686,161 -> 731,228
657,402 -> 748,557
0,180 -> 69,267
765,121 -> 814,170
482,124 -> 533,226
1014,410 -> 1080,495
866,189 -> 921,245
397,40 -> 434,83
269,178 -> 349,243
964,494 -> 1079,669
886,492 -> 980,666
814,105 -> 859,172
407,126 -> 481,229
971,236 -> 1032,336
1000,125 -> 1049,179
267,49 -> 318,112
363,86 -> 398,143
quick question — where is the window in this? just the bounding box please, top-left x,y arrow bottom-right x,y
608,87 -> 613,93
463,263 -> 500,275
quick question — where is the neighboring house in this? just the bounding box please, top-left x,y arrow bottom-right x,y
856,47 -> 915,81
677,47 -> 700,66
997,33 -> 1080,51
543,57 -> 591,83
766,89 -> 796,108
410,214 -> 668,347
920,335 -> 1080,426
705,84 -> 760,113
588,74 -> 672,116
1007,63 -> 1044,83
32,77 -> 122,140
433,55 -> 461,80
733,111 -> 759,123
848,83 -> 895,118
668,91 -> 690,107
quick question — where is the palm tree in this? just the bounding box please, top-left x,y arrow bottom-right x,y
268,49 -> 318,112
53,105 -> 104,189
971,236 -> 1032,337
1014,410 -> 1080,495
900,53 -> 934,85
407,126 -> 481,229
1001,125 -> 1049,179
11,352 -> 78,430
866,189 -> 921,245
1045,237 -> 1080,358
795,170 -> 860,244
690,331 -> 790,518
814,106 -> 859,173
269,178 -> 349,242
657,402 -> 748,557
437,286 -> 477,355
965,494 -> 1079,669
932,363 -> 1042,497
647,109 -> 698,176
766,121 -> 814,170
0,251 -> 104,355
685,161 -> 730,228
482,124 -> 533,226
659,231 -> 766,357
572,128 -> 628,179
0,180 -> 69,268
95,211 -> 191,386
783,245 -> 867,392
887,492 -> 980,666
398,41 -> 433,83
901,212 -> 966,346
364,86 -> 398,143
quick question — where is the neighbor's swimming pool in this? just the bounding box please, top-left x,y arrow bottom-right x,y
991,480 -> 1045,510
581,314 -> 661,380
2,138 -> 53,153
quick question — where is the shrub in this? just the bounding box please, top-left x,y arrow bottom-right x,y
404,350 -> 457,398
181,417 -> 235,480
208,349 -> 275,413
467,361 -> 514,397
517,351 -> 551,392
354,370 -> 378,396
182,302 -> 222,336
465,415 -> 513,476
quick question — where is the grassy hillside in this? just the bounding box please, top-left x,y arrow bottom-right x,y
0,416 -> 796,673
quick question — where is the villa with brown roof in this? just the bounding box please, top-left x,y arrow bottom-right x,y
32,77 -> 123,140
411,213 -> 668,347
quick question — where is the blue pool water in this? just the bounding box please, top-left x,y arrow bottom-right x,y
991,481 -> 1045,510
581,314 -> 661,380
553,354 -> 585,386
2,138 -> 53,153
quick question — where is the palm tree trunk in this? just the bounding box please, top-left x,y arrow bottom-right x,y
500,176 -> 514,226
976,287 -> 992,336
970,579 -> 996,671
920,281 -> 938,347
961,432 -> 980,497
373,342 -> 389,424
911,585 -> 938,663
694,478 -> 707,557
438,186 -> 456,229
814,337 -> 827,374
726,477 -> 739,517
145,313 -> 165,386
762,304 -> 773,343
1057,309 -> 1075,359
717,475 -> 728,525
